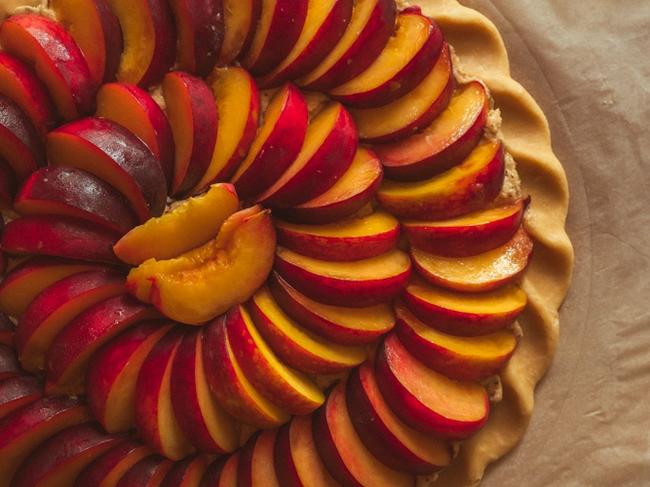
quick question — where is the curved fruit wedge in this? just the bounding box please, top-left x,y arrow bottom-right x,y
162,71 -> 218,196
403,198 -> 528,257
1,215 -> 121,264
114,183 -> 239,266
0,396 -> 91,486
347,363 -> 452,474
313,382 -> 414,487
376,80 -> 490,181
275,211 -> 399,261
0,52 -> 56,133
259,0 -> 353,87
351,42 -> 453,143
329,10 -> 443,108
171,330 -> 240,454
378,138 -> 505,220
44,294 -> 159,395
237,430 -> 282,487
269,272 -> 395,345
375,333 -> 489,439
202,315 -> 289,428
11,423 -> 121,487
96,82 -> 174,187
0,95 -> 44,181
15,167 -> 138,235
226,304 -> 324,415
115,455 -> 173,487
192,67 -> 260,193
107,0 -> 176,86
274,247 -> 411,307
135,327 -> 195,460
299,0 -> 396,91
231,83 -> 307,199
15,269 -> 124,372
256,102 -> 357,206
76,440 -> 151,487
278,147 -> 383,224
161,455 -> 212,487
249,286 -> 366,374
411,227 -> 534,292
217,0 -> 261,64
0,376 -> 42,420
395,304 -> 517,381
86,321 -> 173,433
199,455 -> 237,487
274,415 -> 340,487
47,117 -> 167,221
0,344 -> 20,380
403,279 -> 527,336
0,14 -> 95,120
240,0 -> 308,75
52,0 -> 123,84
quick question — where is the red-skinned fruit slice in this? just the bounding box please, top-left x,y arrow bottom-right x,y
237,430 -> 282,487
0,312 -> 15,346
0,14 -> 96,120
160,455 -> 212,487
217,0 -> 261,65
0,158 -> 16,210
115,455 -> 173,487
0,95 -> 44,181
0,375 -> 42,420
199,454 -> 238,487
0,343 -> 21,380
75,440 -> 151,487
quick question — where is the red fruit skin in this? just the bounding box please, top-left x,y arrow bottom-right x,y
75,440 -> 151,487
0,95 -> 45,181
0,312 -> 15,346
115,455 -> 174,487
0,158 -> 16,210
0,343 -> 21,380
0,375 -> 43,420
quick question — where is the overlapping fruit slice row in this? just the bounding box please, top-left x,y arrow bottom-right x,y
0,0 -> 534,485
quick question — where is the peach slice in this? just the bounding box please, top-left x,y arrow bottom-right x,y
347,363 -> 452,474
0,257 -> 103,318
44,294 -> 159,395
11,423 -> 121,487
249,286 -> 366,374
171,330 -> 240,454
168,0 -> 223,76
259,0 -> 353,87
0,14 -> 95,120
256,102 -> 357,206
96,82 -> 175,187
231,83 -> 308,199
114,183 -> 239,266
275,211 -> 399,261
274,247 -> 411,307
217,0 -> 261,65
279,147 -> 383,224
135,327 -> 195,460
115,455 -> 173,487
200,454 -> 238,487
299,0 -> 396,91
0,397 -> 91,486
192,67 -> 260,193
411,227 -> 534,292
351,42 -> 453,144
15,167 -> 139,235
86,321 -> 173,433
329,11 -> 443,108
107,0 -> 176,86
202,315 -> 289,428
375,333 -> 489,439
378,139 -> 505,220
376,80 -> 490,181
0,376 -> 42,420
160,455 -> 212,487
226,304 -> 325,415
241,0 -> 307,75
269,272 -> 395,345
0,343 -> 20,380
15,269 -> 124,372
0,95 -> 44,181
237,430 -> 281,487
403,279 -> 527,336
404,198 -> 529,257
313,382 -> 414,487
52,0 -> 123,85
0,52 -> 57,134
47,118 -> 167,221
274,415 -> 340,487
163,71 -> 218,196
395,304 -> 517,381
76,441 -> 151,487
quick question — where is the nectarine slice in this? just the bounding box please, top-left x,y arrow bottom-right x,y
218,0 -> 261,65
0,95 -> 44,181
376,333 -> 489,439
0,375 -> 42,420
411,227 -> 534,292
351,42 -> 453,143
378,139 -> 505,220
256,102 -> 357,206
115,455 -> 173,487
274,247 -> 411,307
249,286 -> 366,374
376,80 -> 490,181
0,343 -> 20,380
403,279 -> 527,336
114,183 -> 239,266
237,430 -> 281,487
76,440 -> 151,487
160,454 -> 212,487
